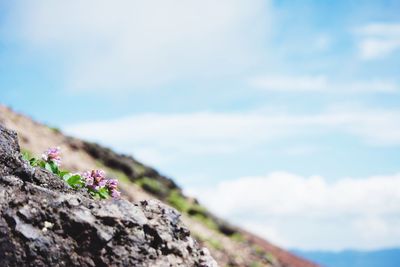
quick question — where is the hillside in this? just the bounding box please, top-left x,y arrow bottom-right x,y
0,104 -> 318,267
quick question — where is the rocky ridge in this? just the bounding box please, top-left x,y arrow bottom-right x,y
0,125 -> 217,266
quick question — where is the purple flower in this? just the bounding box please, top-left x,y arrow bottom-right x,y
42,147 -> 61,167
92,169 -> 106,179
81,169 -> 121,199
106,179 -> 120,198
82,171 -> 94,186
98,179 -> 107,188
82,169 -> 108,190
106,179 -> 118,190
110,189 -> 121,199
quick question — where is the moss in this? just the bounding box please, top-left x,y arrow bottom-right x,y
251,245 -> 279,264
167,189 -> 191,212
192,214 -> 218,231
264,252 -> 277,264
192,233 -> 223,251
249,261 -> 263,267
187,204 -> 208,217
48,126 -> 61,134
253,245 -> 265,255
136,177 -> 164,195
230,232 -> 245,242
205,238 -> 223,250
167,190 -> 219,231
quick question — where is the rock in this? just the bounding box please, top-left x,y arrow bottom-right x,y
0,125 -> 218,267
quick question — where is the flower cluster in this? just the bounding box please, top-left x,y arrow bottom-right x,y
23,147 -> 120,200
41,147 -> 61,167
82,170 -> 121,198
106,179 -> 120,198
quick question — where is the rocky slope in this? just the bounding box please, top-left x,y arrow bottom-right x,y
0,125 -> 217,266
0,105 -> 318,267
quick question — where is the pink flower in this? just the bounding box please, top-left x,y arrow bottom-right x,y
81,169 -> 121,199
106,179 -> 118,190
42,147 -> 61,167
82,169 -> 107,190
82,171 -> 94,186
92,169 -> 106,179
106,179 -> 120,199
110,189 -> 121,199
98,179 -> 107,188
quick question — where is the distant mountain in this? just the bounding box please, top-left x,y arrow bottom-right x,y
292,248 -> 400,267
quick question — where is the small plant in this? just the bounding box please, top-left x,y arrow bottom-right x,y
22,147 -> 120,199
82,170 -> 120,199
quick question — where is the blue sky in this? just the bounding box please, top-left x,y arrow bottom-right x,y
1,0 -> 400,251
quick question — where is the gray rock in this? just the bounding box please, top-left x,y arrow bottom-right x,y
0,125 -> 218,267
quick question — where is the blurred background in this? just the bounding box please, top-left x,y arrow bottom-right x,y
1,0 -> 400,265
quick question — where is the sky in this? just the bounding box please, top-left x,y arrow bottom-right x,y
1,0 -> 400,251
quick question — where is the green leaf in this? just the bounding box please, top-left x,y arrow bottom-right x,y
60,171 -> 71,180
22,152 -> 30,161
62,173 -> 72,181
29,158 -> 39,167
45,161 -> 59,175
97,187 -> 110,199
38,161 -> 46,168
88,190 -> 102,199
45,162 -> 53,172
66,174 -> 83,188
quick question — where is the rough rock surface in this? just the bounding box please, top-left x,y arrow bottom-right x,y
0,125 -> 217,267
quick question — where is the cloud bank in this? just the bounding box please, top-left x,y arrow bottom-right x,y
190,172 -> 400,250
65,107 -> 400,165
356,23 -> 400,60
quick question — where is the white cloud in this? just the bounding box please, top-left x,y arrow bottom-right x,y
355,23 -> 400,60
249,75 -> 398,93
359,23 -> 400,36
64,107 -> 400,167
359,39 -> 400,60
6,0 -> 270,91
190,172 -> 400,250
66,112 -> 286,164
